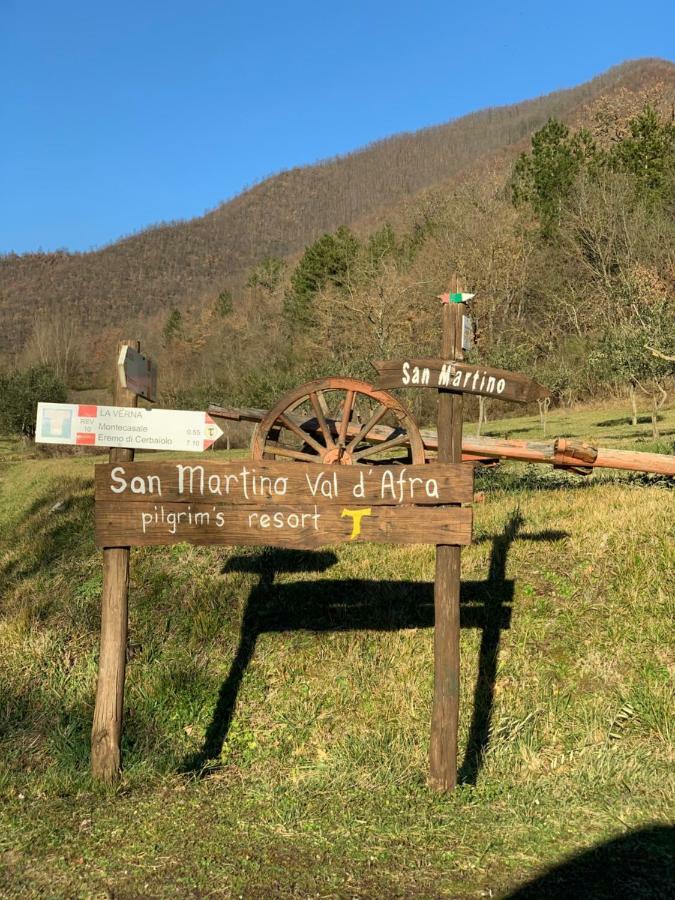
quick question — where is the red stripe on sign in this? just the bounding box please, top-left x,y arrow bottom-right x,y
205,413 -> 215,425
76,432 -> 96,445
78,405 -> 98,417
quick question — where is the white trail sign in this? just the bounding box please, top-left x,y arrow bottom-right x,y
35,403 -> 223,452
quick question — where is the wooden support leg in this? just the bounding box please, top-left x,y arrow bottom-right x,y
91,547 -> 129,782
430,544 -> 461,790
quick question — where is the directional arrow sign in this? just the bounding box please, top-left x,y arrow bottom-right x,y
372,359 -> 550,404
35,403 -> 223,452
118,346 -> 158,402
437,291 -> 475,304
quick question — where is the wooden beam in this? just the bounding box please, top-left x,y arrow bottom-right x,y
207,410 -> 675,476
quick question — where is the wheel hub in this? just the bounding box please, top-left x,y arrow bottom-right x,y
322,447 -> 354,465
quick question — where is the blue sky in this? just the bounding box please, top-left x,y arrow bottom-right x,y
2,0 -> 673,254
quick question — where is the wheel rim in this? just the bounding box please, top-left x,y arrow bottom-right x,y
251,377 -> 425,466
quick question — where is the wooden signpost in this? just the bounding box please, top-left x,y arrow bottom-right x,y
91,340 -> 138,783
372,278 -> 553,791
429,279 -> 465,792
39,271 -> 558,788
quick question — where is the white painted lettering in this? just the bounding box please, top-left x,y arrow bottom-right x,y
425,478 -> 440,499
110,466 -> 127,493
208,474 -> 222,495
177,464 -> 205,495
439,364 -> 453,387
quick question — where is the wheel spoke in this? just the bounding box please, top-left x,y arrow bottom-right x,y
310,391 -> 335,449
278,413 -> 327,455
337,390 -> 355,447
315,390 -> 331,417
352,433 -> 411,460
264,442 -> 323,463
346,404 -> 389,453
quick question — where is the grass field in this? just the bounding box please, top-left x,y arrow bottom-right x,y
0,402 -> 673,897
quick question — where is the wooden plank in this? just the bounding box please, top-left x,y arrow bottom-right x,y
95,502 -> 473,549
95,461 -> 475,506
372,358 -> 550,403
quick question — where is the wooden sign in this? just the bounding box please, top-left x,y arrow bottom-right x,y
95,461 -> 473,549
35,403 -> 223,451
372,359 -> 550,404
118,346 -> 158,402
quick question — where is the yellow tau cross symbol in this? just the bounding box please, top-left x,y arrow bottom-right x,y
341,507 -> 372,540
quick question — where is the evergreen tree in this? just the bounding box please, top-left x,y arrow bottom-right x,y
609,106 -> 675,202
512,118 -> 595,235
283,226 -> 359,331
162,308 -> 183,346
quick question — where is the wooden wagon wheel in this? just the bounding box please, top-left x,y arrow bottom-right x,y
251,377 -> 425,466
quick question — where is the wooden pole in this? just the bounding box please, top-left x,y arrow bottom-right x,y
91,339 -> 139,782
429,278 -> 464,791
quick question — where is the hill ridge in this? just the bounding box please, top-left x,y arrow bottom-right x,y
1,57 -> 673,361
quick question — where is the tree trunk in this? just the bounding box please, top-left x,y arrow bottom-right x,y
629,382 -> 638,427
538,398 -> 551,437
476,396 -> 487,437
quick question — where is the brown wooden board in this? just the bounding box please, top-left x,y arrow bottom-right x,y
95,460 -> 473,548
95,461 -> 474,506
372,359 -> 550,403
96,501 -> 472,549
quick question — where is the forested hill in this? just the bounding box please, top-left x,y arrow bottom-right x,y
1,58 -> 673,365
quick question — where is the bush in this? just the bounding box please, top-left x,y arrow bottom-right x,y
0,366 -> 67,438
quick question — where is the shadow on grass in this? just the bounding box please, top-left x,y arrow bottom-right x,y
618,429 -> 675,440
482,427 -> 538,438
184,513 -> 568,783
504,823 -> 674,899
596,414 -> 664,427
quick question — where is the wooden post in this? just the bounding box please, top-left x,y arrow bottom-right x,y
430,278 -> 464,791
91,339 -> 139,782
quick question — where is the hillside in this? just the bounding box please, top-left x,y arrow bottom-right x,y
1,58 -> 673,363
